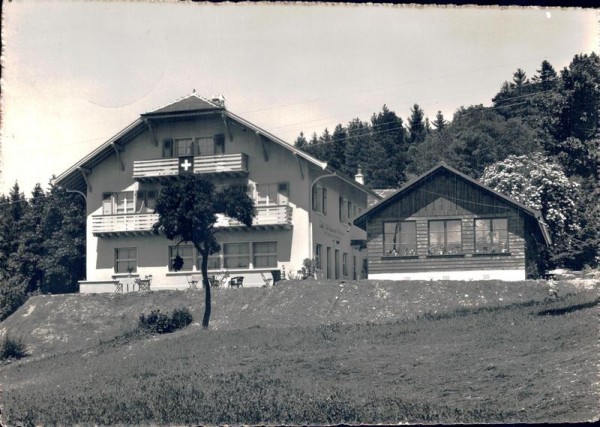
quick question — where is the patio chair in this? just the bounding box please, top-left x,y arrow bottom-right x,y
229,276 -> 244,288
135,275 -> 152,291
260,272 -> 273,287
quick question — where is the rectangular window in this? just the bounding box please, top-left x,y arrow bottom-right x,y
115,247 -> 137,273
214,134 -> 226,154
326,247 -> 332,279
339,196 -> 345,222
162,139 -> 173,158
169,245 -> 194,271
197,137 -> 215,156
256,183 -> 289,206
136,190 -> 157,212
253,241 -> 278,268
315,244 -> 323,269
223,243 -> 250,269
334,250 -> 340,279
475,218 -> 509,253
312,185 -> 327,214
428,220 -> 462,255
343,252 -> 348,276
383,221 -> 417,256
203,250 -> 221,270
347,201 -> 352,222
113,191 -> 135,214
174,138 -> 196,157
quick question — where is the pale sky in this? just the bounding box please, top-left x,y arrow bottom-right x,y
1,1 -> 598,195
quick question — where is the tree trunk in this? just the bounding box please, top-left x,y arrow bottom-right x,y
199,247 -> 211,329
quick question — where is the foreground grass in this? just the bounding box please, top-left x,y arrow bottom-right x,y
1,290 -> 598,425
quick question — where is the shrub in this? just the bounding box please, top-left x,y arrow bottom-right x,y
0,335 -> 27,360
138,307 -> 193,334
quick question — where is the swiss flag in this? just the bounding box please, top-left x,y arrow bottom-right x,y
178,156 -> 194,175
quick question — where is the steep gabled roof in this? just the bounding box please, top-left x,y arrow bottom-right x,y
353,162 -> 551,245
54,94 -> 380,199
142,93 -> 223,116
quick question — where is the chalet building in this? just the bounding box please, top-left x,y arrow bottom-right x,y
55,94 -> 380,292
353,163 -> 551,281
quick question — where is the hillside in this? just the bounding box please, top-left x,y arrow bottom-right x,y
0,279 -> 584,358
1,279 -> 598,425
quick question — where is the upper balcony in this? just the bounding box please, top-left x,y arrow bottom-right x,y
133,153 -> 249,181
92,205 -> 293,237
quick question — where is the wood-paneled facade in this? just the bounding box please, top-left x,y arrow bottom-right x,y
354,164 -> 550,281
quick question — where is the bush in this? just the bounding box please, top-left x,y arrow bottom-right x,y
0,335 -> 27,360
138,307 -> 193,334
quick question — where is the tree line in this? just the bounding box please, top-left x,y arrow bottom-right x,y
295,53 -> 600,271
0,182 -> 85,320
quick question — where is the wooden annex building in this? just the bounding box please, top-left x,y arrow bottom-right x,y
353,163 -> 551,281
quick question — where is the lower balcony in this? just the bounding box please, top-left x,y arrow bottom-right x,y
92,205 -> 293,237
216,205 -> 293,230
92,213 -> 159,237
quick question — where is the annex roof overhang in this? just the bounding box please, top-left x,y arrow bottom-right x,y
353,162 -> 552,246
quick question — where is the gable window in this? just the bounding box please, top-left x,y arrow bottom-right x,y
115,247 -> 137,273
253,242 -> 278,268
428,220 -> 462,255
174,138 -> 197,157
162,135 -> 226,158
223,243 -> 250,269
214,134 -> 226,154
169,245 -> 194,271
384,221 -> 417,256
475,218 -> 509,254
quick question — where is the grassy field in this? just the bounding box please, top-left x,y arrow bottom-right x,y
0,279 -> 598,425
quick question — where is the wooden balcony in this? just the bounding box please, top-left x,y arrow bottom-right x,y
216,205 -> 293,230
133,153 -> 249,180
92,213 -> 159,237
92,206 -> 292,237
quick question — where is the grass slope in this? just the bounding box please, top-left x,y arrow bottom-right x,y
1,279 -> 598,425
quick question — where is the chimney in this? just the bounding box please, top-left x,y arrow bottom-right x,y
211,94 -> 226,108
355,167 -> 364,185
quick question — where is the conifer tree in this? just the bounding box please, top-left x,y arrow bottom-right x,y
408,104 -> 427,144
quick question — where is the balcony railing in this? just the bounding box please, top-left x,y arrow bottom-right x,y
133,153 -> 248,180
216,205 -> 293,230
93,205 -> 293,237
92,213 -> 159,236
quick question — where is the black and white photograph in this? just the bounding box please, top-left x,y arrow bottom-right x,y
0,1 -> 598,425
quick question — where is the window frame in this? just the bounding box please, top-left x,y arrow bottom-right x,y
383,220 -> 417,257
223,242 -> 250,269
168,244 -> 195,272
315,244 -> 323,270
342,252 -> 348,277
252,241 -> 278,268
474,218 -> 509,254
428,219 -> 463,256
114,247 -> 137,274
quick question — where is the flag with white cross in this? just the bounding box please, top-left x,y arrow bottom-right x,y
178,156 -> 194,175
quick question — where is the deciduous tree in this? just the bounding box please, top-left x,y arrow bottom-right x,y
153,176 -> 255,329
